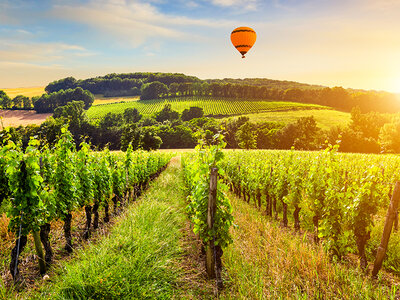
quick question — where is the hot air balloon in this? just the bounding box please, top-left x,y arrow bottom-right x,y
230,27 -> 256,58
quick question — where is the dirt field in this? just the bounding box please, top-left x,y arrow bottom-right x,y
0,110 -> 51,128
2,87 -> 45,98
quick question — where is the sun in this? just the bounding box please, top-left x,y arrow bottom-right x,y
390,77 -> 400,93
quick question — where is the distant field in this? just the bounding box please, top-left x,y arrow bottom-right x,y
0,110 -> 51,128
93,95 -> 140,105
225,109 -> 351,130
87,97 -> 327,120
2,87 -> 45,98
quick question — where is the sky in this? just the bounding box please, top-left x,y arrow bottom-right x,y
1,0 -> 400,92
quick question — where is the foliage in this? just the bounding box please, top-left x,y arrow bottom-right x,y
236,121 -> 258,149
220,148 -> 399,265
5,138 -> 48,235
33,87 -> 94,113
154,104 -> 180,122
182,133 -> 233,248
123,107 -> 142,124
181,106 -> 204,121
0,90 -> 12,109
141,81 -> 169,100
53,127 -> 79,218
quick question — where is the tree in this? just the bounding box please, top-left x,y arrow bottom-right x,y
223,116 -> 249,148
181,107 -> 204,121
0,90 -> 12,109
277,116 -> 322,150
45,77 -> 77,93
379,121 -> 400,153
154,104 -> 180,122
53,101 -> 88,128
140,81 -> 168,100
236,122 -> 258,149
169,83 -> 179,97
34,87 -> 94,113
12,95 -> 28,109
140,127 -> 162,150
123,108 -> 142,124
99,112 -> 123,130
120,124 -> 142,151
23,96 -> 33,109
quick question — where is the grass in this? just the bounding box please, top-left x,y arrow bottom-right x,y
1,87 -> 45,98
26,156 -> 188,299
218,192 -> 399,299
87,96 -> 327,120
224,109 -> 351,129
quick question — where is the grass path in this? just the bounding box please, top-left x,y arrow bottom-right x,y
26,156 -> 190,299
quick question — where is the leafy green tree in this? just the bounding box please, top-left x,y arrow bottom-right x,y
379,121 -> 400,153
140,81 -> 168,100
154,104 -> 180,122
99,112 -> 124,130
123,107 -> 142,124
223,116 -> 249,148
277,116 -> 322,150
23,96 -> 32,109
169,82 -> 179,97
140,127 -> 162,150
12,95 -> 27,109
53,101 -> 88,128
181,107 -> 204,121
45,77 -> 77,93
0,90 -> 12,109
236,122 -> 258,149
34,87 -> 94,113
120,124 -> 141,151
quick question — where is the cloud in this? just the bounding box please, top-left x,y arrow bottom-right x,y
50,0 -> 235,47
208,0 -> 258,10
0,41 -> 95,64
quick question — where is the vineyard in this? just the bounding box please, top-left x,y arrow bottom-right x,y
87,96 -> 327,120
0,128 -> 172,285
2,133 -> 400,297
220,148 -> 400,274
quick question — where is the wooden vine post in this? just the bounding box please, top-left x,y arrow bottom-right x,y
372,181 -> 400,277
206,167 -> 218,278
32,231 -> 46,275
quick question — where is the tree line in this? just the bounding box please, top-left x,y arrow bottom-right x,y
45,73 -> 200,96
140,81 -> 400,113
0,88 -> 95,113
0,90 -> 33,110
44,72 -> 400,113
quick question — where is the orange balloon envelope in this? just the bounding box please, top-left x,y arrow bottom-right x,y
231,26 -> 256,58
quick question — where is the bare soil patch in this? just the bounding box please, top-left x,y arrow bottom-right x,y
0,110 -> 51,128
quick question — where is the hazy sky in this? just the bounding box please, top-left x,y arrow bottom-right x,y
1,0 -> 400,92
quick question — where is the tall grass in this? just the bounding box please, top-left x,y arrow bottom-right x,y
219,193 -> 399,299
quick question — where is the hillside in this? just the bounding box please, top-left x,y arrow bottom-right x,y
87,96 -> 327,120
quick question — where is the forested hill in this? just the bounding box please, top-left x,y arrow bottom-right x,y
206,78 -> 324,90
44,72 -> 400,113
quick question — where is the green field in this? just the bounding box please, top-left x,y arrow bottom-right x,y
87,96 -> 328,120
225,109 -> 351,129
